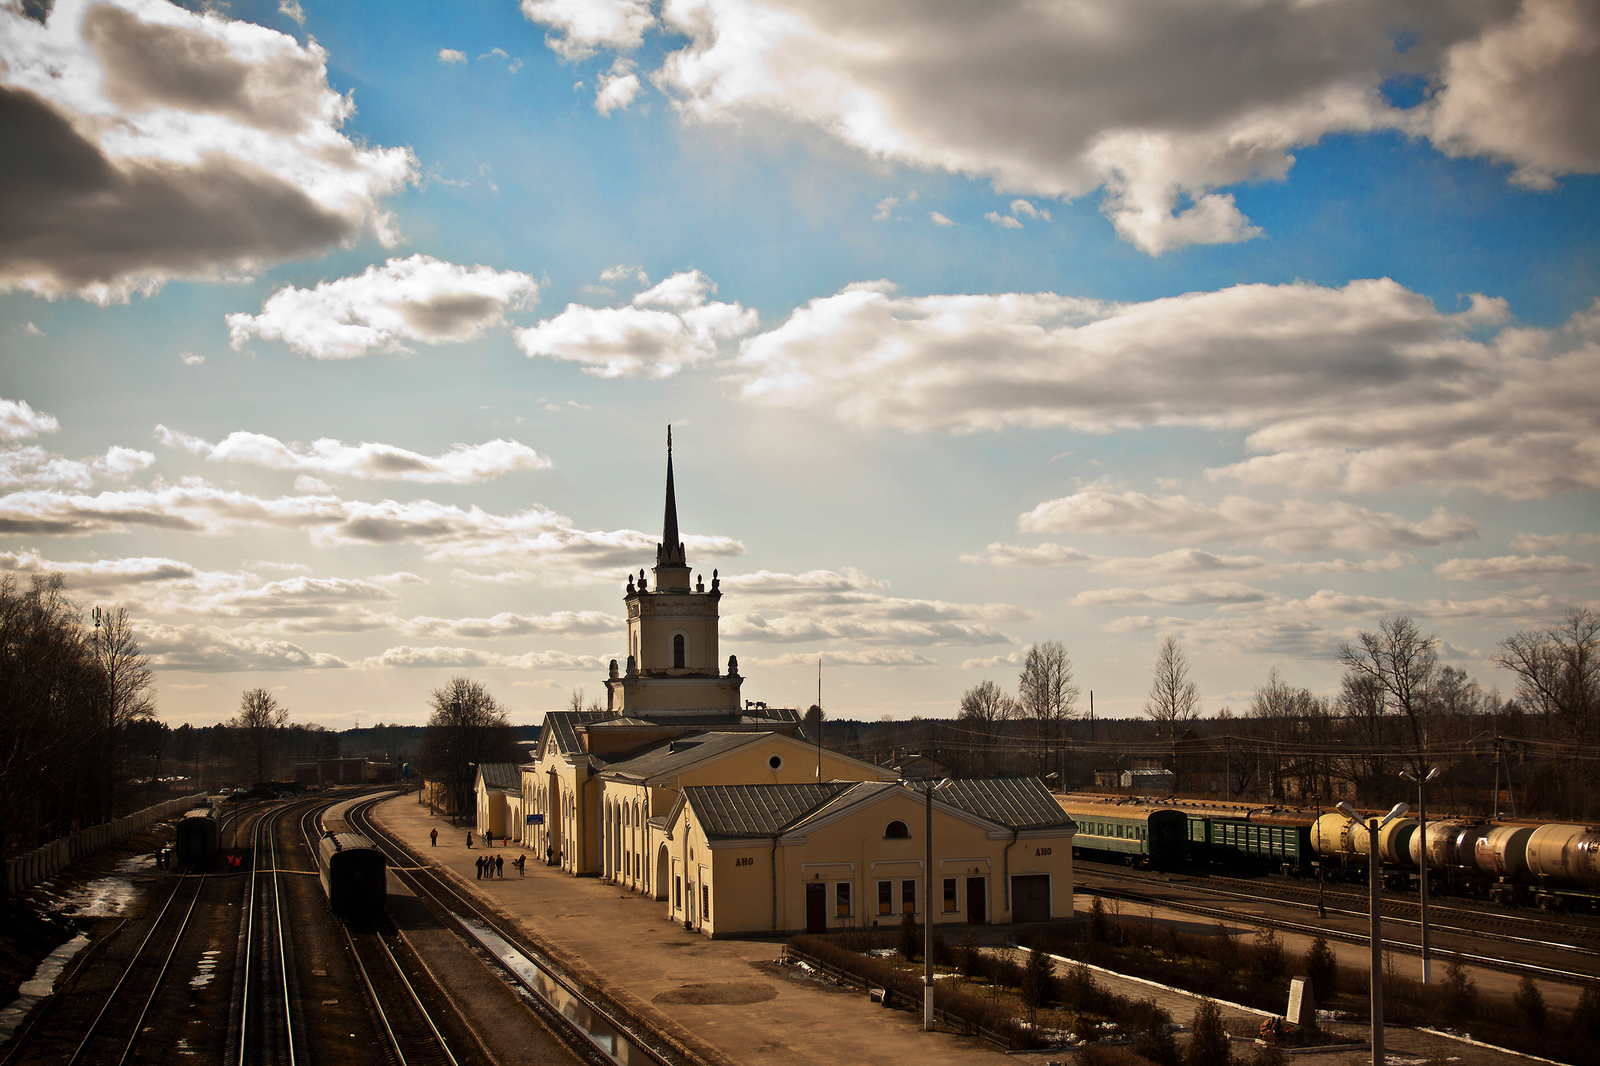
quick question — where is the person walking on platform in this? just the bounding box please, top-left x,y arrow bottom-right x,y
515,854 -> 526,876
496,854 -> 504,878
486,829 -> 494,848
430,828 -> 438,847
475,856 -> 484,879
466,830 -> 473,848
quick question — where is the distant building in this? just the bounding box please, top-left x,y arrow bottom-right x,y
1121,769 -> 1175,792
475,763 -> 523,840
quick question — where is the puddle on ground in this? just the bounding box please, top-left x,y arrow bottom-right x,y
0,934 -> 90,1047
189,949 -> 222,990
54,873 -> 146,917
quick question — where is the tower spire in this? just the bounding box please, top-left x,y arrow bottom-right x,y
657,425 -> 685,570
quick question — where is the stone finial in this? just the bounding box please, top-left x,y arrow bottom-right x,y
696,573 -> 704,593
609,658 -> 619,679
727,654 -> 739,677
639,571 -> 648,592
711,569 -> 719,591
627,575 -> 635,594
626,654 -> 638,677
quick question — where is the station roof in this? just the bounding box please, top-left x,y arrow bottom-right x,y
939,777 -> 1076,831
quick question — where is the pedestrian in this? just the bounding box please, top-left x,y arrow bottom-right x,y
516,855 -> 526,877
466,830 -> 473,848
476,856 -> 484,879
546,845 -> 553,866
486,829 -> 494,848
430,828 -> 438,847
496,854 -> 504,878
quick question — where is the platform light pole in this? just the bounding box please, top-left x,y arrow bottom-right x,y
1399,766 -> 1442,983
914,777 -> 950,1032
1338,800 -> 1408,1066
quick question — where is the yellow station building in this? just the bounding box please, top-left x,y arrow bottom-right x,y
509,432 -> 1076,935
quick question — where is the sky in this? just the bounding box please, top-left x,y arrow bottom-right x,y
2,0 -> 1598,730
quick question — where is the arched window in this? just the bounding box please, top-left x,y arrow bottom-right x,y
673,633 -> 686,669
885,820 -> 911,839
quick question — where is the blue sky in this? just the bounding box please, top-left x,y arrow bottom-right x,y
3,0 -> 1597,728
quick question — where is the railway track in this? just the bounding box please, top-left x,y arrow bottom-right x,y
296,803 -> 465,1066
345,796 -> 691,1066
232,799 -> 307,1065
1078,862 -> 1600,983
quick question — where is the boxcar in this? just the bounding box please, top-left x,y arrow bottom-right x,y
174,807 -> 219,868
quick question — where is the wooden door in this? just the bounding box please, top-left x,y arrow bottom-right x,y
805,882 -> 827,934
966,877 -> 987,925
1012,874 -> 1051,923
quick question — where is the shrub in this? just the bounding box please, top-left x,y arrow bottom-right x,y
1302,936 -> 1338,1001
1243,1044 -> 1286,1066
1129,999 -> 1179,1066
1576,984 -> 1600,1041
1514,976 -> 1548,1031
1441,958 -> 1477,1022
932,931 -> 952,966
1089,896 -> 1110,942
1208,924 -> 1240,970
1184,999 -> 1232,1066
898,910 -> 920,961
1250,928 -> 1286,983
1021,946 -> 1054,1012
958,927 -> 982,980
1075,1046 -> 1161,1066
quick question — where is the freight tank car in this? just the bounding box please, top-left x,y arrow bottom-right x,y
174,806 -> 219,868
314,832 -> 387,921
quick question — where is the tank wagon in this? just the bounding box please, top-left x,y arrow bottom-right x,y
1312,812 -> 1600,909
314,832 -> 387,921
174,806 -> 219,868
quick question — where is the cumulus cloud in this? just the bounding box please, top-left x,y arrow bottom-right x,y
187,575 -> 397,619
156,425 -> 551,484
0,478 -> 744,577
958,543 -> 1092,567
984,211 -> 1023,230
0,444 -> 156,490
359,645 -> 607,670
514,269 -> 758,377
278,1 -> 305,26
963,543 -> 1417,578
520,0 -> 655,59
402,610 -> 621,640
739,278 -> 1600,499
595,57 -> 642,114
637,1 -> 1599,254
2,398 -> 60,440
1070,581 -> 1272,607
0,0 -> 415,302
929,212 -> 954,226
1511,532 -> 1600,552
226,255 -> 539,358
137,621 -> 350,671
0,549 -> 211,590
1433,554 -> 1598,582
744,649 -> 937,669
439,48 -> 467,64
1018,490 -> 1477,552
959,649 -> 1028,670
718,567 -> 1028,647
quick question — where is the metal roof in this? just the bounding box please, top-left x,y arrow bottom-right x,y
684,783 -> 852,838
540,710 -> 615,756
601,732 -> 766,782
938,777 -> 1076,831
477,763 -> 522,791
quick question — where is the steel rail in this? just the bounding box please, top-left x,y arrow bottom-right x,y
345,797 -> 676,1066
235,800 -> 304,1066
65,873 -> 202,1066
115,873 -> 209,1066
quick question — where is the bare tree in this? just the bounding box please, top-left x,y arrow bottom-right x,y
1018,641 -> 1079,781
567,686 -> 604,714
1145,634 -> 1200,730
91,606 -> 155,818
1338,616 -> 1437,774
958,679 -> 1016,773
233,688 -> 289,784
1248,666 -> 1319,801
1495,608 -> 1600,741
421,677 -> 516,822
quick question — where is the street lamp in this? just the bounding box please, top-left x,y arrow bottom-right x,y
1337,800 -> 1408,1066
910,777 -> 950,1033
1399,767 -> 1442,983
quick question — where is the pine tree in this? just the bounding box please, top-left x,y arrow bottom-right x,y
1184,999 -> 1232,1066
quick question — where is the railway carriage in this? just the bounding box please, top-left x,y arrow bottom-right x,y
315,832 -> 387,921
174,806 -> 219,868
1058,799 -> 1188,867
1188,810 -> 1316,875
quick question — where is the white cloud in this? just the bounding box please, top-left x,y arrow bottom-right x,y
641,1 -> 1600,254
1,0 -> 415,302
1,398 -> 59,440
1510,532 -> 1600,552
438,48 -> 467,64
137,621 -> 350,671
958,543 -> 1093,567
278,1 -> 305,26
155,425 -> 551,484
294,475 -> 333,493
514,270 -> 758,377
1433,554 -> 1598,582
744,649 -> 937,668
359,645 -> 607,670
595,57 -> 642,114
739,278 -> 1600,499
600,264 -> 649,284
19,323 -> 44,336
179,351 -> 205,366
1018,490 -> 1478,552
402,610 -> 621,640
929,212 -> 954,226
874,196 -> 899,221
0,549 -> 212,590
226,255 -> 539,359
372,571 -> 427,585
187,575 -> 397,619
0,444 -> 156,490
985,211 -> 1023,229
1070,581 -> 1272,607
958,649 -> 1028,670
520,0 -> 656,60
1010,199 -> 1050,221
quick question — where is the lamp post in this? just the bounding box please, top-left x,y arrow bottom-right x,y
1399,767 -> 1442,983
1338,800 -> 1408,1066
914,777 -> 949,1032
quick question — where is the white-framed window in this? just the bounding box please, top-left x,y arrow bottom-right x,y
768,753 -> 784,771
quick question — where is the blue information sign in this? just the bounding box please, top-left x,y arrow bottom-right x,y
526,814 -> 544,825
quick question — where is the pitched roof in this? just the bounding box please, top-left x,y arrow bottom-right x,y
600,732 -> 765,782
540,710 -> 615,756
684,783 -> 851,837
477,763 -> 522,791
938,777 -> 1075,831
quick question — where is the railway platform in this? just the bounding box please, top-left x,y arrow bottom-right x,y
373,793 -> 1554,1066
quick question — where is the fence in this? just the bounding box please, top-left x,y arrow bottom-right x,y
5,794 -> 207,895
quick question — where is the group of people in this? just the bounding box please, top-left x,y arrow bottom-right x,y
476,853 -> 526,878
